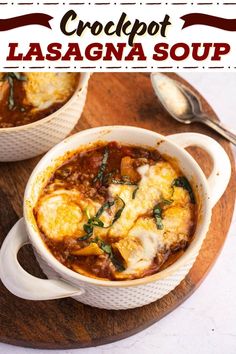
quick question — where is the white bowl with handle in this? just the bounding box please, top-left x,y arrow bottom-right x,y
0,126 -> 231,309
0,73 -> 90,162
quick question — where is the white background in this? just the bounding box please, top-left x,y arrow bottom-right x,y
0,73 -> 236,353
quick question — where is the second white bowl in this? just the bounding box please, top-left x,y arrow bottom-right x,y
0,73 -> 90,162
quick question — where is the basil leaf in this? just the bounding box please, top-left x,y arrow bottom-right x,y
78,197 -> 125,242
83,224 -> 93,235
95,197 -> 125,228
2,73 -> 27,110
111,179 -> 137,186
162,199 -> 173,205
153,198 -> 173,230
11,72 -> 26,81
112,197 -> 125,225
96,199 -> 115,218
90,217 -> 104,227
100,242 -> 112,254
85,207 -> 91,220
78,221 -> 96,241
102,171 -> 113,185
91,237 -> 112,255
93,147 -> 109,183
7,76 -> 15,110
153,204 -> 164,230
92,237 -> 125,272
79,216 -> 104,241
132,186 -> 139,199
78,233 -> 92,241
111,256 -> 125,272
3,72 -> 26,81
172,176 -> 195,204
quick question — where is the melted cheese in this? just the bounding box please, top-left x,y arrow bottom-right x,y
119,217 -> 164,275
162,206 -> 193,247
109,183 -> 135,204
23,73 -> 78,111
36,189 -> 100,241
108,162 -> 194,276
108,162 -> 178,239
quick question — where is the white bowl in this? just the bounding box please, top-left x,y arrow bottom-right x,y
0,73 -> 90,162
0,126 -> 231,309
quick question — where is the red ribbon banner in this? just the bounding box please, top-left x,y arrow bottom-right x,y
181,13 -> 236,31
0,13 -> 53,31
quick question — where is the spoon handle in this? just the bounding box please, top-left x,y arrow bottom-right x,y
197,115 -> 236,145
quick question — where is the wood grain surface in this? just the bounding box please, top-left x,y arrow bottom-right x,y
0,73 -> 235,349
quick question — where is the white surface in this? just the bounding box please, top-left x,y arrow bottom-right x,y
1,73 -> 236,353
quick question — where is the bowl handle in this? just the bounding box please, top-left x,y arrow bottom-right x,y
167,132 -> 231,207
0,218 -> 84,300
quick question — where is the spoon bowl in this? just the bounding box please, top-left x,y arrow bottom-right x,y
151,73 -> 236,145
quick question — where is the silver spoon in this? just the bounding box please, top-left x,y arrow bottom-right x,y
151,73 -> 236,145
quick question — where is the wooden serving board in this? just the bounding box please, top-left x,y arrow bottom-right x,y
0,73 -> 235,349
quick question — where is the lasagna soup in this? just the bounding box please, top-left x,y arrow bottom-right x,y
0,72 -> 80,128
34,142 -> 197,281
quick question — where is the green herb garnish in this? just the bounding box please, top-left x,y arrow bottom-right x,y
77,196 -> 126,271
111,179 -> 137,186
161,199 -> 173,205
172,176 -> 195,204
102,171 -> 114,185
78,197 -> 125,241
153,204 -> 164,230
1,73 -> 27,110
92,237 -> 125,272
77,232 -> 93,241
132,186 -> 139,199
95,199 -> 115,218
79,220 -> 101,240
78,218 -> 103,241
99,240 -> 112,254
90,217 -> 104,227
10,73 -> 26,81
96,196 -> 125,228
91,237 -> 110,253
112,197 -> 125,225
111,256 -> 125,272
8,75 -> 15,110
83,223 -> 94,234
93,147 -> 109,183
153,199 -> 173,230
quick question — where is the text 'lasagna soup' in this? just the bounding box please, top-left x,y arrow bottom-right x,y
34,142 -> 197,281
